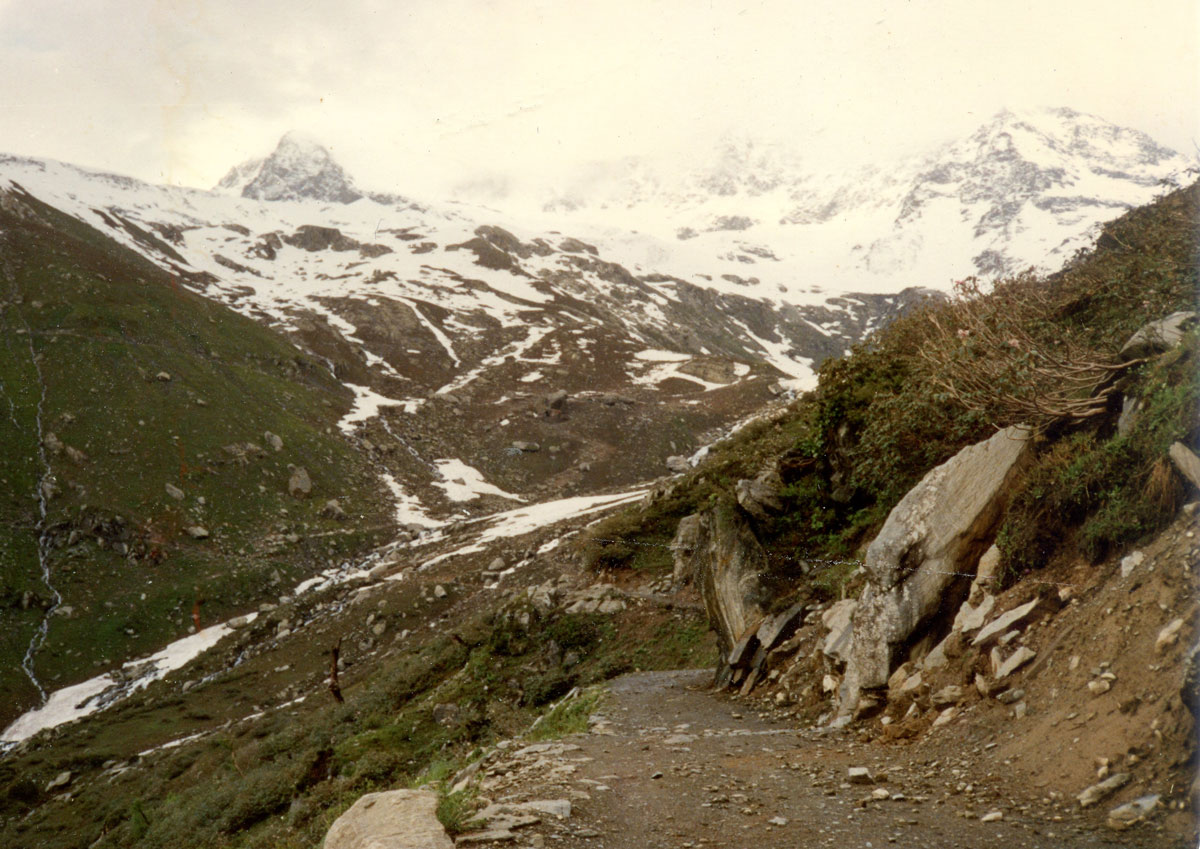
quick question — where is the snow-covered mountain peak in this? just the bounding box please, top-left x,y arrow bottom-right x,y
953,106 -> 1183,175
215,131 -> 363,204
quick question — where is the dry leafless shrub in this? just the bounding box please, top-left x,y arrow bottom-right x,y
916,274 -> 1148,430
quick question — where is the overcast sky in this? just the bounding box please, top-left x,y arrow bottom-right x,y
0,0 -> 1195,198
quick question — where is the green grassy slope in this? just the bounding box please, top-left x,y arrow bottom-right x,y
0,186 -> 394,723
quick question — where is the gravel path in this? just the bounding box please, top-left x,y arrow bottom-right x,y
462,670 -> 1184,848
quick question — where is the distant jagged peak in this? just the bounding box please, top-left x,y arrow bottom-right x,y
953,105 -> 1186,171
214,131 -> 363,204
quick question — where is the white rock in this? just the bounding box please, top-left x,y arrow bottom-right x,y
1077,773 -> 1130,807
994,646 -> 1036,679
848,767 -> 874,784
972,598 -> 1042,647
1107,794 -> 1159,830
932,707 -> 958,727
981,810 -> 1003,823
1155,618 -> 1184,653
323,789 -> 454,849
1120,550 -> 1145,578
45,771 -> 72,791
953,594 -> 995,634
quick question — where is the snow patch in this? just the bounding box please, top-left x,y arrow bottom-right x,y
433,459 -> 525,503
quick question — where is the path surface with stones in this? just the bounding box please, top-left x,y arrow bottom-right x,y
460,670 -> 1182,848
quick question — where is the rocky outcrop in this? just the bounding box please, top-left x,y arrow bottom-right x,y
837,425 -> 1032,719
323,789 -> 453,849
670,506 -> 774,665
735,467 -> 784,522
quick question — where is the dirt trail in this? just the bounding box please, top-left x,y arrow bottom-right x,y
464,670 -> 1183,848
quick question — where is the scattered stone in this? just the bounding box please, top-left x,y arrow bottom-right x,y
931,685 -> 964,708
996,688 -> 1024,705
665,455 -> 690,473
42,432 -> 64,454
165,483 -> 185,500
972,598 -> 1045,648
323,789 -> 452,849
263,431 -> 284,451
185,526 -> 210,540
45,771 -> 72,792
433,584 -> 447,599
1156,618 -> 1184,653
155,371 -> 172,381
1077,773 -> 1130,808
288,466 -> 312,498
971,545 -> 1001,600
321,499 -> 347,519
993,645 -> 1036,679
1120,550 -> 1145,578
871,788 -> 891,800
932,707 -> 958,728
512,441 -> 540,453
768,816 -> 788,826
848,767 -> 874,784
1087,679 -> 1112,696
953,594 -> 996,635
1107,795 -> 1160,830
980,810 -> 1003,823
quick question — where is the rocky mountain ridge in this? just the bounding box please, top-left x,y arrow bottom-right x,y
535,107 -> 1194,283
216,131 -> 365,204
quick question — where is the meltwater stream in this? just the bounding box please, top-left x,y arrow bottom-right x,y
12,306 -> 61,704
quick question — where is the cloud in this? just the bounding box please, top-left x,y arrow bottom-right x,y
0,0 -> 1193,194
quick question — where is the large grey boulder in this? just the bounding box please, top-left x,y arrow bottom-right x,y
672,506 -> 773,663
1119,311 -> 1197,359
837,426 -> 1031,718
323,789 -> 453,849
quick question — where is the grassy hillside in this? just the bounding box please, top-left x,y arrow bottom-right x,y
0,186 -> 394,723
